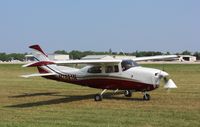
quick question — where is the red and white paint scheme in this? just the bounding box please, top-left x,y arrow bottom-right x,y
22,45 -> 177,101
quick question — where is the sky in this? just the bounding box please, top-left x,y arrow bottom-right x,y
0,0 -> 199,53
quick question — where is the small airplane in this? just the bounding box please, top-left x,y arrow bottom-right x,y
22,45 -> 177,101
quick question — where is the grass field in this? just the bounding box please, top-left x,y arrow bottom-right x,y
0,64 -> 199,127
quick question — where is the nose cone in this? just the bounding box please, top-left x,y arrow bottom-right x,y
158,71 -> 169,77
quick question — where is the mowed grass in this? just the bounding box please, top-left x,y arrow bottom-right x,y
0,64 -> 199,127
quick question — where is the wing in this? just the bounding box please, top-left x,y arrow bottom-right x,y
53,59 -> 122,65
21,73 -> 57,78
43,55 -> 177,64
23,55 -> 177,67
132,55 -> 177,62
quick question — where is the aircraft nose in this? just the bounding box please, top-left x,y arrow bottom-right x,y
131,67 -> 168,85
144,68 -> 170,85
158,71 -> 169,77
154,70 -> 169,78
131,67 -> 177,89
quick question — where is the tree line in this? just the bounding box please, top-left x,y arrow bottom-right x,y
0,53 -> 27,62
55,50 -> 200,60
0,50 -> 200,61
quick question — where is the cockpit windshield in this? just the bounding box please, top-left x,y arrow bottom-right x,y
121,60 -> 139,71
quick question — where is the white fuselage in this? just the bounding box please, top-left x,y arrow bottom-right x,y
41,63 -> 168,91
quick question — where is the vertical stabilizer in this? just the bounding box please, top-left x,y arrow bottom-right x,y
29,45 -> 49,61
29,44 -> 54,74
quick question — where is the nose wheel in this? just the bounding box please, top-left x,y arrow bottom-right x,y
143,92 -> 150,101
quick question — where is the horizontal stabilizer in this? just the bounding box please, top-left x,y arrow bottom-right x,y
23,61 -> 55,67
21,73 -> 57,78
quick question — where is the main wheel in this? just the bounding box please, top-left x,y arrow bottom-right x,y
94,94 -> 102,101
124,90 -> 132,97
143,94 -> 150,101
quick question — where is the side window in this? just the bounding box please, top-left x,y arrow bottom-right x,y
106,65 -> 119,73
114,65 -> 119,72
106,66 -> 113,73
88,66 -> 102,73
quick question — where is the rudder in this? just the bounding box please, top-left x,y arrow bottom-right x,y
29,44 -> 49,61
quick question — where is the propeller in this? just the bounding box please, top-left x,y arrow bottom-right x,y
153,71 -> 177,89
163,77 -> 177,89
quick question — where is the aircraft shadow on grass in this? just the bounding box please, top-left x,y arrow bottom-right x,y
6,92 -> 143,108
8,92 -> 60,98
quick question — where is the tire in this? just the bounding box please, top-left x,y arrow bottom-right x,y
124,90 -> 132,97
143,94 -> 150,101
94,94 -> 102,101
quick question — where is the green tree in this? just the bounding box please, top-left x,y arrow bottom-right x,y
0,53 -> 8,61
193,52 -> 200,60
54,50 -> 68,54
181,50 -> 191,55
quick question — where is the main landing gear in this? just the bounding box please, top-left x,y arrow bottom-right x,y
143,92 -> 150,101
94,89 -> 107,101
124,90 -> 132,97
94,89 -> 133,101
124,90 -> 151,100
94,89 -> 151,101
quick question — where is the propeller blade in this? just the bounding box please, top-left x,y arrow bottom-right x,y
164,79 -> 177,89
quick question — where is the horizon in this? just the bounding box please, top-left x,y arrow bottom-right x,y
0,48 -> 198,55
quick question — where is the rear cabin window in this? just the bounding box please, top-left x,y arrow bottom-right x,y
88,66 -> 102,73
105,65 -> 119,73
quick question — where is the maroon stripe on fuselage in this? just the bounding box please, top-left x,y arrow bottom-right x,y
43,75 -> 158,91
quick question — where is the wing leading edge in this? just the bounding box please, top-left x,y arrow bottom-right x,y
53,59 -> 122,64
132,55 -> 177,62
22,55 -> 177,67
52,55 -> 177,64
